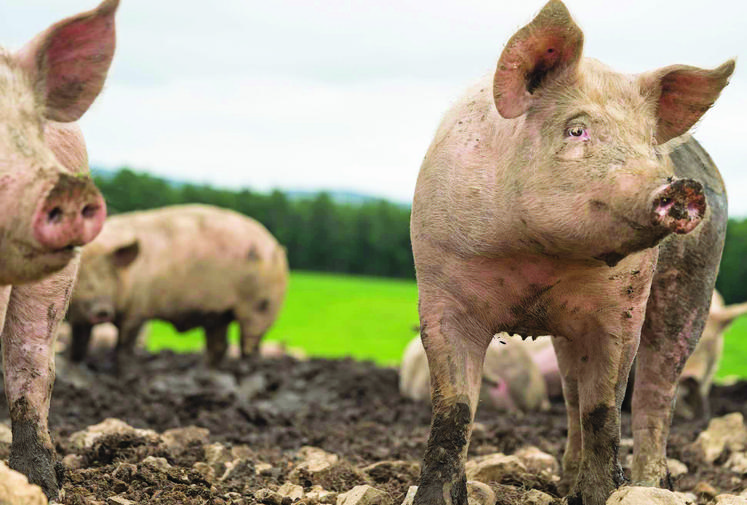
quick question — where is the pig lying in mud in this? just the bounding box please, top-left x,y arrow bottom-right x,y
0,0 -> 118,499
67,204 -> 289,368
409,1 -> 734,504
675,290 -> 747,420
400,334 -> 551,412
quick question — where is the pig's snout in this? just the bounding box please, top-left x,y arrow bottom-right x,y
32,173 -> 107,251
651,178 -> 706,235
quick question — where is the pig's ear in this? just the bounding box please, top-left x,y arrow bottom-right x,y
111,240 -> 139,269
16,0 -> 119,123
493,0 -> 584,118
640,60 -> 735,144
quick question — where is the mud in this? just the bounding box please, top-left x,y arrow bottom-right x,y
0,349 -> 744,504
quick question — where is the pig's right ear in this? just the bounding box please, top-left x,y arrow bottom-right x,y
493,0 -> 584,118
16,0 -> 119,123
111,240 -> 139,269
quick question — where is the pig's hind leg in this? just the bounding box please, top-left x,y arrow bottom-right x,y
1,261 -> 78,500
205,321 -> 230,367
413,297 -> 492,505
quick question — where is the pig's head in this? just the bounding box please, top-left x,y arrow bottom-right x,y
68,234 -> 138,326
0,0 -> 119,285
494,0 -> 734,265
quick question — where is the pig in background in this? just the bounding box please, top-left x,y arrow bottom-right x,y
675,290 -> 747,420
0,0 -> 119,499
66,204 -> 289,368
400,334 -> 551,412
408,1 -> 734,504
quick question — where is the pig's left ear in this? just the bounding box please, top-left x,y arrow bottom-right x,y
493,0 -> 584,119
639,60 -> 735,144
16,0 -> 119,123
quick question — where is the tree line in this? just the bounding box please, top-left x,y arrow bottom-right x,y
94,168 -> 747,302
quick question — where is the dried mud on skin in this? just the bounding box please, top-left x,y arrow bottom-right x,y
0,350 -> 744,504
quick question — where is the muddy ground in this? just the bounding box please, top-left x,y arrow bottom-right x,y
1,349 -> 745,504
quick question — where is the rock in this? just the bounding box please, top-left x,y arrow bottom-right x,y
466,481 -> 495,505
205,442 -> 234,474
0,461 -> 47,505
62,454 -> 84,470
726,452 -> 747,474
465,453 -> 527,483
278,483 -> 304,501
69,418 -> 158,450
224,491 -> 246,505
741,489 -> 747,498
111,463 -> 137,482
141,456 -> 171,471
668,458 -> 689,479
606,486 -> 688,504
693,481 -> 718,500
193,462 -> 215,482
524,489 -> 555,505
400,487 -> 418,505
514,446 -> 560,475
255,489 -> 283,505
160,426 -> 210,452
237,373 -> 267,403
712,495 -> 747,505
255,462 -> 273,475
306,486 -> 338,504
690,413 -> 747,463
107,497 -> 136,505
673,492 -> 697,505
0,424 -> 12,444
336,485 -> 391,505
289,446 -> 340,484
232,444 -> 254,460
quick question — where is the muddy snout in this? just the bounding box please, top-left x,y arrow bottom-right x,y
32,173 -> 107,251
651,178 -> 706,235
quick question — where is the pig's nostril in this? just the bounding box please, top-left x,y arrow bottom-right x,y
47,207 -> 64,224
81,204 -> 99,219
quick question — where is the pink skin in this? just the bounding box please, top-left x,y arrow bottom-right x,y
411,2 -> 734,505
0,0 -> 119,500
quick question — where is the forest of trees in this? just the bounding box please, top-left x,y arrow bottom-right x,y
94,168 -> 747,303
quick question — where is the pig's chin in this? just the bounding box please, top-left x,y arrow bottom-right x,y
0,241 -> 78,285
591,223 -> 672,268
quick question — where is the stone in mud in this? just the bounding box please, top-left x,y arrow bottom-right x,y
524,489 -> 556,505
606,486 -> 688,504
514,446 -> 560,475
205,442 -> 234,474
466,481 -> 495,505
277,482 -> 304,501
69,418 -> 158,450
673,492 -> 697,505
362,461 -> 420,484
106,497 -> 136,505
690,413 -> 747,463
693,481 -> 718,500
336,485 -> 392,505
141,456 -> 171,471
61,454 -> 84,471
306,485 -> 338,504
289,446 -> 340,484
667,459 -> 689,479
465,453 -> 527,483
725,452 -> 747,474
0,461 -> 47,505
160,426 -> 210,452
111,463 -> 137,483
192,462 -> 215,482
255,488 -> 283,505
712,495 -> 747,505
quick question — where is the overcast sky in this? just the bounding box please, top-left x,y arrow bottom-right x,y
2,1 -> 745,212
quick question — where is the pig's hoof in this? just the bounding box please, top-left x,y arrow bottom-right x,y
9,428 -> 61,500
413,479 -> 468,505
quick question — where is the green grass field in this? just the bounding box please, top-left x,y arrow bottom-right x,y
146,271 -> 747,379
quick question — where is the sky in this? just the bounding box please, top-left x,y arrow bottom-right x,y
1,1 -> 745,212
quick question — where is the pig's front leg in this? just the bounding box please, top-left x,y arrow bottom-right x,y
414,295 -> 491,505
2,260 -> 78,500
69,321 -> 93,362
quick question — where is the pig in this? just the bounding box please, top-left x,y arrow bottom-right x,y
409,2 -> 734,504
675,290 -> 747,420
400,334 -> 550,412
66,204 -> 289,368
0,0 -> 118,499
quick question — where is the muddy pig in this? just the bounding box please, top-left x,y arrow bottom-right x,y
67,204 -> 289,367
0,0 -> 118,499
400,334 -> 550,412
409,2 -> 734,504
675,290 -> 747,420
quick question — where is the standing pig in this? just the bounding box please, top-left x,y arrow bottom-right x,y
676,290 -> 747,420
400,334 -> 550,412
0,0 -> 118,499
410,2 -> 733,504
67,204 -> 289,367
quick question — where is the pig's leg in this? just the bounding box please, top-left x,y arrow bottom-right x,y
413,300 -> 491,505
69,322 -> 93,362
238,318 -> 263,357
114,319 -> 144,371
205,322 -> 229,367
632,250 -> 718,486
2,261 -> 78,500
552,327 -> 639,505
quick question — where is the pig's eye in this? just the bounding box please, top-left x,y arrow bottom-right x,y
565,126 -> 589,139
